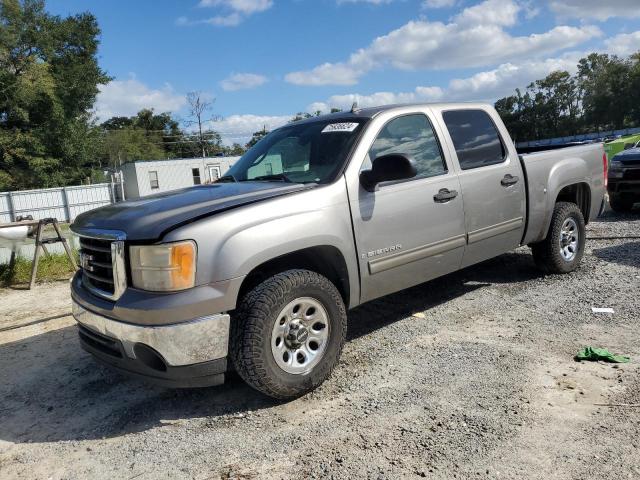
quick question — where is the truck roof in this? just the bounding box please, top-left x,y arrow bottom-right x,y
291,102 -> 494,126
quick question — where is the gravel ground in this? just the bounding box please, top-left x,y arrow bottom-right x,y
0,210 -> 638,480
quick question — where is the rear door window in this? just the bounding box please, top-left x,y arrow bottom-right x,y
442,110 -> 506,170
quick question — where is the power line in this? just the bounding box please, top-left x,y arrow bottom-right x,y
100,130 -> 255,138
100,131 -> 219,138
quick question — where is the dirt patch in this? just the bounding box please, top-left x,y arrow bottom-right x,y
0,281 -> 72,330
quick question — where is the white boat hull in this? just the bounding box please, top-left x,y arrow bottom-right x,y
0,226 -> 29,241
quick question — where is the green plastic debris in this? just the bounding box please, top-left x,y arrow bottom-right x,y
575,347 -> 630,363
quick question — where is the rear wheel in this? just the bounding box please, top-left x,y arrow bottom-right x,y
609,193 -> 635,213
531,202 -> 585,274
230,270 -> 347,399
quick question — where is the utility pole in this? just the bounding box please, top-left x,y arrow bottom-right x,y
117,152 -> 125,201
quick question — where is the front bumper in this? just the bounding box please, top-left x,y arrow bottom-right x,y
608,167 -> 640,194
70,270 -> 244,326
72,301 -> 230,388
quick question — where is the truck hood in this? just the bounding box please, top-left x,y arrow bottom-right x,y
613,148 -> 640,165
72,182 -> 311,240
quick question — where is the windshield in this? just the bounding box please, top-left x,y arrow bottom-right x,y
224,119 -> 367,184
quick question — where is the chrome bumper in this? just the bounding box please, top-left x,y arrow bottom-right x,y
72,301 -> 230,366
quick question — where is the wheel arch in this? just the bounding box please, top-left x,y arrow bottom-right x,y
554,182 -> 591,224
237,245 -> 352,309
530,181 -> 592,245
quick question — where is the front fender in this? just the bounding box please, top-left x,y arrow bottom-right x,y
163,182 -> 360,309
217,209 -> 354,280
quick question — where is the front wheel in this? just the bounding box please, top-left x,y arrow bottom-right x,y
230,270 -> 347,399
531,202 -> 585,274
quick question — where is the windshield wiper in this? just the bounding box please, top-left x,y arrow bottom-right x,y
249,173 -> 292,183
215,174 -> 237,183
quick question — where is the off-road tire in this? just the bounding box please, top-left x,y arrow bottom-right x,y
230,269 -> 347,399
531,202 -> 585,274
609,193 -> 635,213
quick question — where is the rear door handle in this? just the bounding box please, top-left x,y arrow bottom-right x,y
434,188 -> 458,203
501,174 -> 519,187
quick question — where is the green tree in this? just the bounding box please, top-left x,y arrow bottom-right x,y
577,53 -> 632,130
289,112 -> 312,123
0,0 -> 110,190
245,126 -> 269,149
99,108 -> 239,162
629,53 -> 640,125
227,143 -> 245,156
100,128 -> 165,166
100,108 -> 184,164
495,71 -> 582,142
496,51 -> 640,142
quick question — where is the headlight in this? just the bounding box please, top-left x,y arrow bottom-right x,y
608,161 -> 623,178
130,241 -> 196,292
609,160 -> 622,169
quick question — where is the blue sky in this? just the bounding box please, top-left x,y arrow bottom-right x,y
47,0 -> 640,144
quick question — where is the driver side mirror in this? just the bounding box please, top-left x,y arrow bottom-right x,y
359,154 -> 418,192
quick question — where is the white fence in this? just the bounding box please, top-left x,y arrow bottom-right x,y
0,184 -> 113,224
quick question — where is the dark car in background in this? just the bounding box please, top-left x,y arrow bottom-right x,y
608,147 -> 640,212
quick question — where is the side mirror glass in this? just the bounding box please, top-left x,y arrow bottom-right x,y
359,154 -> 417,191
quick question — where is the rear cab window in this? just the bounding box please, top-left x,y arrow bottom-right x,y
442,109 -> 506,170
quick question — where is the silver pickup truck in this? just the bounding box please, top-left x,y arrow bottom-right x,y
71,103 -> 606,399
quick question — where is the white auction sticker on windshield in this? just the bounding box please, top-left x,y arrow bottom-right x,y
322,122 -> 359,133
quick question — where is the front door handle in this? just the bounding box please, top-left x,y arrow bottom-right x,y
434,188 -> 458,203
501,174 -> 519,187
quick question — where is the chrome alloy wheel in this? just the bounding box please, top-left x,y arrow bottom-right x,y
559,217 -> 579,261
271,297 -> 330,375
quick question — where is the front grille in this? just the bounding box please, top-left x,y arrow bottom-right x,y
623,168 -> 640,180
80,237 -> 116,295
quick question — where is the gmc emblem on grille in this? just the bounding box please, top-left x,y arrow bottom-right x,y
80,252 -> 95,272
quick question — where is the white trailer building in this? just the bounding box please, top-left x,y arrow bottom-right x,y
121,156 -> 239,200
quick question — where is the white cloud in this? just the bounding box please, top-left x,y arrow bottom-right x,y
335,0 -> 457,4
204,13 -> 243,26
422,0 -> 456,8
94,78 -> 186,121
550,0 -> 640,21
220,73 -> 268,91
446,56 -> 581,99
604,31 -> 640,57
208,114 -> 290,145
198,0 -> 273,14
180,0 -> 272,27
285,0 -> 601,86
521,1 -> 540,20
307,86 -> 445,113
285,62 -> 364,86
452,0 -> 519,27
215,53 -> 589,144
305,54 -> 584,113
336,0 -> 394,4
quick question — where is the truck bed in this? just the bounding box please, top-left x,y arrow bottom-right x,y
519,143 -> 606,245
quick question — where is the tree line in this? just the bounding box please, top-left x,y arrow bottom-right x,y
99,104 -> 245,171
495,52 -> 640,143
